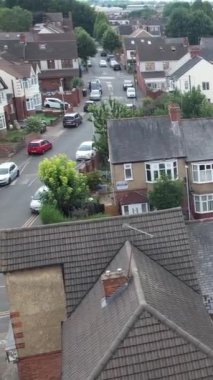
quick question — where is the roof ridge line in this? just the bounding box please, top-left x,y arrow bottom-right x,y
87,304 -> 145,380
146,304 -> 213,359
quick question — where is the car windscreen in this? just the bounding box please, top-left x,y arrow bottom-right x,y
91,83 -> 101,90
64,116 -> 75,121
79,144 -> 92,151
29,143 -> 40,147
0,168 -> 8,174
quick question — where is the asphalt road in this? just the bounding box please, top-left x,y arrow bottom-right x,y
0,52 -> 142,378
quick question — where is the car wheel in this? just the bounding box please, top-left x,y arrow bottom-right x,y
8,177 -> 11,185
16,170 -> 20,178
45,104 -> 50,108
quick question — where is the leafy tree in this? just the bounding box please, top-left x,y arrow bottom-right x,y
39,154 -> 89,216
71,77 -> 84,88
94,11 -> 108,38
165,8 -> 190,37
0,6 -> 32,31
75,27 -> 96,61
102,28 -> 121,53
181,87 -> 213,118
71,2 -> 96,35
94,22 -> 109,42
26,116 -> 42,133
187,10 -> 213,44
90,99 -> 144,163
149,175 -> 184,210
191,0 -> 213,17
129,7 -> 157,19
163,2 -> 190,17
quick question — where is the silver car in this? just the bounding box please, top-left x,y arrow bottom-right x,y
30,185 -> 49,213
89,89 -> 101,101
0,162 -> 19,185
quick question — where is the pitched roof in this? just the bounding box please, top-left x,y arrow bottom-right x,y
118,24 -> 133,36
170,56 -> 202,80
136,37 -> 188,62
130,28 -> 153,38
181,118 -> 213,161
0,57 -> 32,78
108,116 -> 185,164
199,37 -> 213,62
38,68 -> 79,79
62,241 -> 213,380
0,208 -> 199,315
187,220 -> 213,315
142,70 -> 165,78
0,39 -> 78,60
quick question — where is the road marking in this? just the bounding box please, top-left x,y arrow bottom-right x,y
98,76 -> 115,80
20,157 -> 31,174
0,311 -> 9,318
22,215 -> 39,228
27,177 -> 37,187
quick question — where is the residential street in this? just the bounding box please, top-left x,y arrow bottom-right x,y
0,53 -> 142,379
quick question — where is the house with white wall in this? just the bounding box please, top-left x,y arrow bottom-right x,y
0,76 -> 8,131
168,56 -> 213,102
0,57 -> 41,122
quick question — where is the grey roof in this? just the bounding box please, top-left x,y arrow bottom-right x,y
142,70 -> 165,78
137,37 -> 188,62
199,37 -> 213,62
170,56 -> 202,80
62,241 -> 213,380
39,68 -> 79,79
108,116 -> 185,164
0,39 -> 78,60
118,24 -> 133,35
181,118 -> 213,161
0,208 -> 199,315
188,220 -> 213,314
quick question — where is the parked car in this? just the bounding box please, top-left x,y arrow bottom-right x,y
76,141 -> 96,161
28,139 -> 52,155
44,97 -> 70,110
89,89 -> 101,101
87,59 -> 92,67
127,87 -> 136,98
100,50 -> 107,57
30,185 -> 49,213
63,112 -> 82,128
110,59 -> 118,68
123,79 -> 134,91
113,63 -> 121,71
99,59 -> 107,67
107,54 -> 114,62
89,80 -> 102,94
83,100 -> 95,112
0,162 -> 19,185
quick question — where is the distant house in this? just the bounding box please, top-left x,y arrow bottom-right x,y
168,56 -> 213,102
0,13 -> 79,94
108,104 -> 213,219
0,76 -> 8,131
2,208 -> 213,379
135,37 -> 189,95
0,57 -> 41,122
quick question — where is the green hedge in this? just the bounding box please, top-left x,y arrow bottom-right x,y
40,204 -> 69,224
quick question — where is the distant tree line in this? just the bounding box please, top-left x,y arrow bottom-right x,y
93,12 -> 121,52
164,0 -> 213,44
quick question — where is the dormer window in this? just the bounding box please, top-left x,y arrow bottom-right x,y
47,60 -> 55,69
39,44 -> 46,50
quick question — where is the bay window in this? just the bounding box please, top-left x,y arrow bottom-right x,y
192,163 -> 213,183
194,194 -> 213,213
0,114 -> 6,129
145,161 -> 177,182
26,98 -> 35,111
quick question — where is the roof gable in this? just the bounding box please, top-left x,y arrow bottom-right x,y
62,241 -> 213,379
170,56 -> 203,80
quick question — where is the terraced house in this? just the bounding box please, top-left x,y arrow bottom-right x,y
108,104 -> 213,219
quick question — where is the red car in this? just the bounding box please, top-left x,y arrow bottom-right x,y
28,139 -> 52,155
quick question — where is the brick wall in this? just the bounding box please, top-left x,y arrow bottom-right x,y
18,350 -> 61,380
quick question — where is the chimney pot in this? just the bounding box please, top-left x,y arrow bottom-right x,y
102,269 -> 128,298
168,103 -> 181,122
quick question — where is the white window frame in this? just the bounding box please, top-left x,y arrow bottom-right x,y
0,113 -> 6,129
122,203 -> 148,215
145,160 -> 178,183
192,162 -> 213,183
124,163 -> 133,181
26,98 -> 35,111
33,93 -> 41,107
194,194 -> 213,213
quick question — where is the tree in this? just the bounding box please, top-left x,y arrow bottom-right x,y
75,27 -> 96,61
90,99 -> 144,163
187,10 -> 213,44
94,22 -> 109,42
102,28 -> 121,53
149,175 -> 184,210
26,116 -> 42,133
0,6 -> 32,31
71,2 -> 96,36
163,2 -> 190,17
93,11 -> 108,37
181,87 -> 213,118
39,154 -> 89,216
165,8 -> 190,38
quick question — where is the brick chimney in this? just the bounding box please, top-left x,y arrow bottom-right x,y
189,45 -> 200,58
168,103 -> 181,123
19,33 -> 26,44
101,269 -> 129,298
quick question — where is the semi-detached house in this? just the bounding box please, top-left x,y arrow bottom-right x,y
108,104 -> 213,219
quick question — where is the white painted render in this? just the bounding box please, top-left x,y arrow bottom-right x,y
40,60 -> 48,70
73,59 -> 79,69
169,58 -> 213,102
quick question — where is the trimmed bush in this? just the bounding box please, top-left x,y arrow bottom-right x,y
40,204 -> 69,224
86,171 -> 102,191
